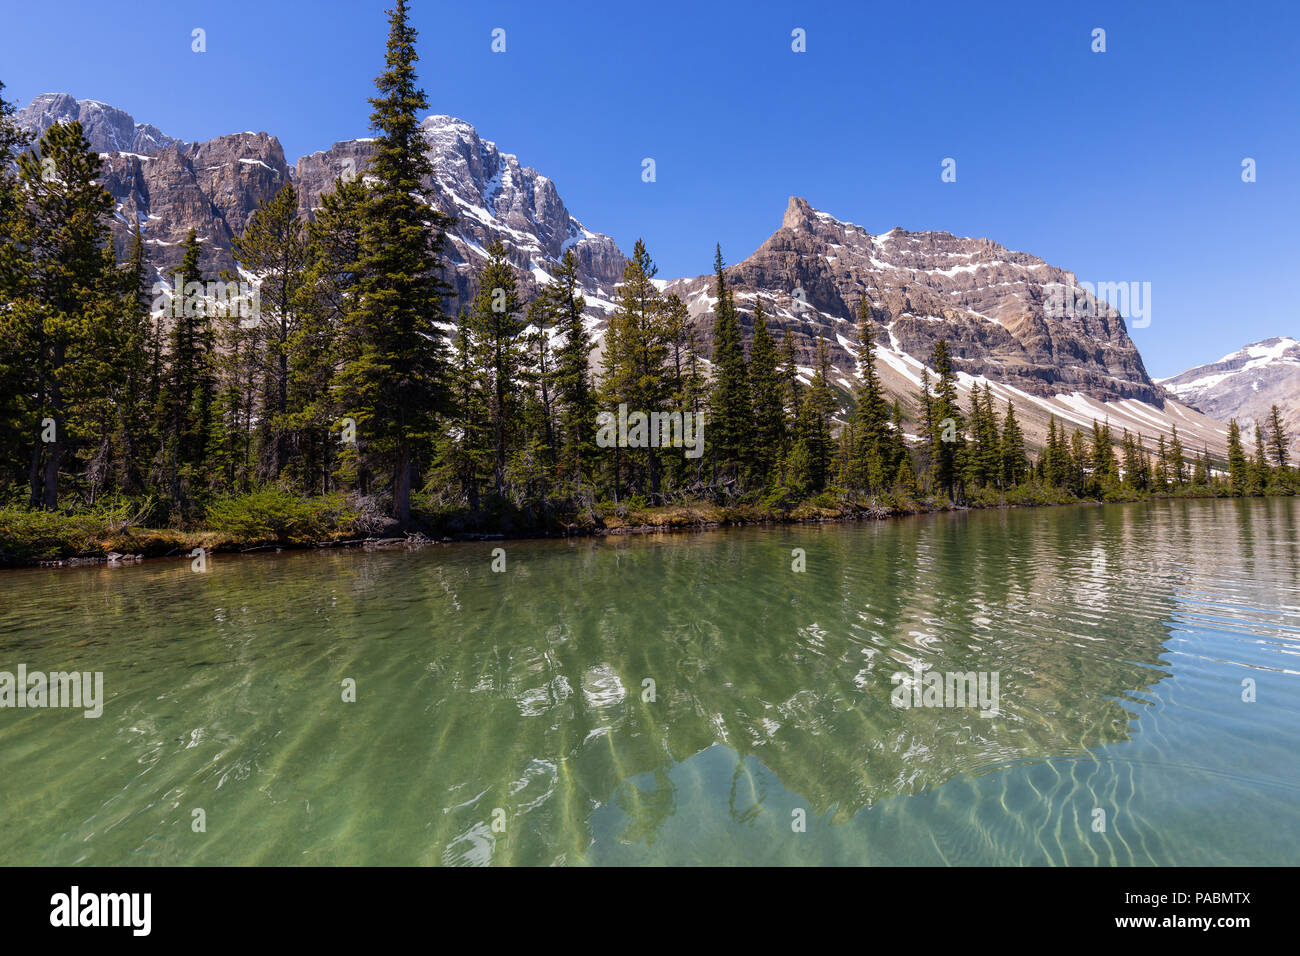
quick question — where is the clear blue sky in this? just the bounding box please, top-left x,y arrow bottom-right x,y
2,0 -> 1296,376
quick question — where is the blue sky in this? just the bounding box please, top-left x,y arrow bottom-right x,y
2,0 -> 1296,376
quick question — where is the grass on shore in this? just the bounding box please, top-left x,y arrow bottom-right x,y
0,481 -> 1284,567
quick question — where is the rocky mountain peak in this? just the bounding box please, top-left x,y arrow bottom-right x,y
1161,337 -> 1300,455
781,195 -> 818,230
674,197 -> 1154,405
15,93 -> 182,156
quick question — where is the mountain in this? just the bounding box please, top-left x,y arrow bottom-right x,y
1159,338 -> 1300,455
14,92 -> 180,155
667,196 -> 1231,455
14,93 -> 1234,456
292,115 -> 625,314
13,96 -> 625,316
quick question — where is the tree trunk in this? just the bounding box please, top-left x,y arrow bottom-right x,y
393,446 -> 411,527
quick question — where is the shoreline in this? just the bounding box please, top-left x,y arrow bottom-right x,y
2,488 -> 1272,571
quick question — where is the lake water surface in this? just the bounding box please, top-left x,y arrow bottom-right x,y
1,497 -> 1297,865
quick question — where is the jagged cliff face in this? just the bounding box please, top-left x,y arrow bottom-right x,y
293,116 -> 625,314
15,95 -> 290,276
1160,338 -> 1300,455
13,94 -> 1237,455
668,196 -> 1157,405
96,133 -> 292,274
15,93 -> 179,156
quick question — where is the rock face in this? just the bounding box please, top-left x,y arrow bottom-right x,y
15,93 -> 180,156
293,116 -> 625,314
1160,337 -> 1300,456
97,133 -> 292,275
667,196 -> 1157,404
16,96 -> 626,308
14,94 -> 1236,455
17,96 -> 292,275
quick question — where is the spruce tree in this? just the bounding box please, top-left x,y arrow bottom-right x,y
598,239 -> 670,498
1226,419 -> 1248,494
468,240 -> 524,499
1252,424 -> 1271,492
1169,426 -> 1186,487
928,340 -> 964,500
1154,434 -> 1170,492
112,221 -> 155,493
706,245 -> 752,483
339,0 -> 452,524
15,120 -> 117,509
292,175 -> 366,493
547,249 -> 595,491
999,399 -> 1027,487
440,307 -> 490,510
849,297 -> 892,492
0,82 -> 31,486
158,229 -> 216,507
1264,404 -> 1289,471
789,335 -> 836,495
747,298 -> 784,488
231,182 -> 308,480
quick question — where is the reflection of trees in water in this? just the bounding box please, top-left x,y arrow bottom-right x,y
12,499 -> 1288,862
391,508 -> 1188,854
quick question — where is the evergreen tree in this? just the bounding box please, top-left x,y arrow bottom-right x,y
779,328 -> 802,427
598,239 -> 670,499
439,307 -> 490,510
1090,420 -> 1118,493
208,274 -> 261,492
467,240 -> 524,499
1251,424 -> 1271,492
788,335 -> 835,495
1264,404 -> 1289,471
1169,426 -> 1186,487
111,221 -> 155,493
231,182 -> 308,480
1154,434 -> 1170,492
999,399 -> 1027,487
1042,416 -> 1068,488
0,82 -> 32,487
546,249 -> 595,491
338,0 -> 452,523
848,297 -> 893,492
706,246 -> 752,483
965,383 -> 1000,489
157,229 -> 216,507
927,340 -> 964,500
1226,419 -> 1249,493
14,121 -> 118,509
1067,429 -> 1089,496
291,175 -> 365,493
1191,448 -> 1208,487
747,298 -> 784,488
515,297 -> 555,500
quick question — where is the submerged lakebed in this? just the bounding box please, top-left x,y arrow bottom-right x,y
0,497 -> 1296,865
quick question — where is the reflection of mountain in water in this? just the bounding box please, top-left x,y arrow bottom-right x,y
1,498 -> 1295,865
416,502 -> 1192,858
